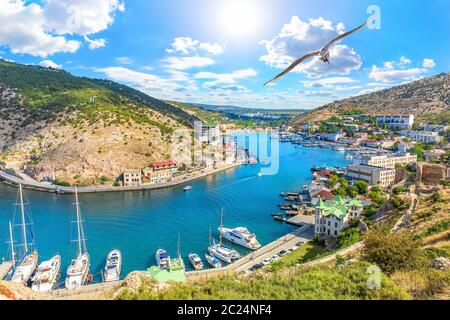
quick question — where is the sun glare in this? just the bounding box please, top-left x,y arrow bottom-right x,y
220,0 -> 261,36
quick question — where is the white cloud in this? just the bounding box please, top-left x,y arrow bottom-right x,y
369,57 -> 432,83
369,65 -> 426,83
399,56 -> 412,65
260,16 -> 362,77
302,77 -> 357,88
0,0 -> 123,57
199,42 -> 225,55
115,56 -> 134,65
83,36 -> 106,49
423,58 -> 436,69
166,37 -> 225,55
194,69 -> 257,88
39,59 -> 62,69
162,56 -> 215,70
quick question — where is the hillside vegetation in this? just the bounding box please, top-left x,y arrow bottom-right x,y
0,60 -> 197,185
291,73 -> 449,126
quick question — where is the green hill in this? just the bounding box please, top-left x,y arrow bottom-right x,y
0,60 -> 198,185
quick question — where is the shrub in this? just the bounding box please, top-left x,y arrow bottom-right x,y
354,180 -> 368,195
363,229 -> 426,274
337,228 -> 361,248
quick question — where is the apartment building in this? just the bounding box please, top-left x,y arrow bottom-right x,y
401,130 -> 443,143
346,164 -> 396,187
376,115 -> 415,129
361,153 -> 417,169
123,170 -> 142,187
143,161 -> 178,184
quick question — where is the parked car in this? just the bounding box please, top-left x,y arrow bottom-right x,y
271,254 -> 280,261
296,241 -> 305,247
289,245 -> 299,252
278,250 -> 288,257
261,258 -> 271,266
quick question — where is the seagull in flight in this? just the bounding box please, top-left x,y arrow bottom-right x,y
264,17 -> 376,86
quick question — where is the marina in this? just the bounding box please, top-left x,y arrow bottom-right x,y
0,135 -> 350,288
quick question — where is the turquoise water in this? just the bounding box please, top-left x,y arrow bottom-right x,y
0,135 -> 349,285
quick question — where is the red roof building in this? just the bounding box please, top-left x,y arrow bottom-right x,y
150,161 -> 177,169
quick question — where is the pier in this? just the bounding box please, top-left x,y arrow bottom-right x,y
286,214 -> 315,227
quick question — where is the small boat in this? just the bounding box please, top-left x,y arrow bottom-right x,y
271,212 -> 283,217
65,188 -> 90,290
104,250 -> 122,282
188,253 -> 204,271
279,204 -> 292,211
274,216 -> 287,223
205,254 -> 222,269
257,172 -> 263,177
155,249 -> 171,269
279,192 -> 287,197
31,255 -> 61,292
183,186 -> 193,192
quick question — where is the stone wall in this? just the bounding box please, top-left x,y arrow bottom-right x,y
416,162 -> 450,186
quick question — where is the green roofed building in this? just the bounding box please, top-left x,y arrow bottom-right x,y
315,195 -> 364,240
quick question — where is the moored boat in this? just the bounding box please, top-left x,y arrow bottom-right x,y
188,253 -> 204,271
9,184 -> 39,285
218,226 -> 261,250
31,255 -> 61,292
155,249 -> 170,269
205,254 -> 222,269
65,187 -> 90,290
104,249 -> 122,282
183,186 -> 192,192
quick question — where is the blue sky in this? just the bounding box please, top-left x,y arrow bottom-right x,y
0,0 -> 449,109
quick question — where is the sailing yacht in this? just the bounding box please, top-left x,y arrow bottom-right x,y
104,250 -> 122,282
65,187 -> 90,290
31,255 -> 61,292
10,184 -> 38,285
207,223 -> 240,264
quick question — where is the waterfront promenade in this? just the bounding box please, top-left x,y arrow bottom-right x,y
0,163 -> 240,194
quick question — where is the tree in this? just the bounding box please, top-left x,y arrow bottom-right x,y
363,229 -> 426,274
338,228 -> 361,248
354,180 -> 368,195
328,175 -> 339,188
333,187 -> 346,197
339,177 -> 349,189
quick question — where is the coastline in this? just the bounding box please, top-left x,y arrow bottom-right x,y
0,162 -> 242,195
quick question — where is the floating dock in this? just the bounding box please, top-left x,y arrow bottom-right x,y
0,261 -> 13,280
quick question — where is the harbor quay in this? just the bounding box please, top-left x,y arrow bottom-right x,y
0,163 -> 241,194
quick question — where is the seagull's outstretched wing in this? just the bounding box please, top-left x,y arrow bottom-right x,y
323,17 -> 376,51
264,50 -> 320,86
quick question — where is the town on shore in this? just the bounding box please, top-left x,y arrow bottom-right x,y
0,112 -> 449,299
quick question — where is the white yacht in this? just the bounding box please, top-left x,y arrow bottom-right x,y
31,255 -> 61,292
208,234 -> 240,264
188,253 -> 204,271
65,187 -> 90,290
10,184 -> 39,285
218,227 -> 261,250
205,254 -> 222,269
155,249 -> 170,269
104,250 -> 122,282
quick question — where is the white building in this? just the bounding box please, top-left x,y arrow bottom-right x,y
315,196 -> 364,240
321,131 -> 345,142
401,130 -> 443,143
376,115 -> 415,130
194,123 -> 220,145
422,124 -> 448,133
361,153 -> 418,169
346,164 -> 396,187
123,170 -> 142,187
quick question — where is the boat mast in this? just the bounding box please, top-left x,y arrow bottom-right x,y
219,209 -> 224,246
9,221 -> 15,267
209,225 -> 212,247
19,184 -> 28,253
74,186 -> 87,256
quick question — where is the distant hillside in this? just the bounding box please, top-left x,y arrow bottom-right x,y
0,60 -> 197,185
291,73 -> 449,127
194,103 -> 306,116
